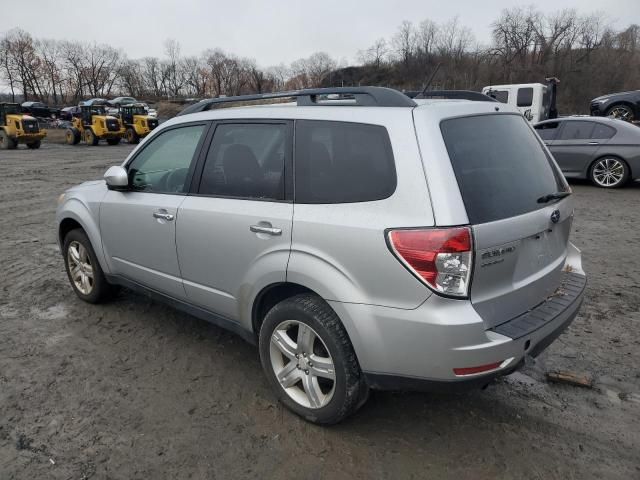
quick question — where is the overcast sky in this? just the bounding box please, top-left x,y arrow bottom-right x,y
1,0 -> 639,66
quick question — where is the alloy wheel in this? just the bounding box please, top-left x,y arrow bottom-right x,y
67,241 -> 94,295
607,105 -> 634,122
592,158 -> 625,187
269,320 -> 336,409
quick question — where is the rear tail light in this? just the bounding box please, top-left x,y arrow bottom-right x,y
386,227 -> 473,298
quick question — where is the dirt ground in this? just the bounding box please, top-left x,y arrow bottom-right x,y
1,142 -> 639,480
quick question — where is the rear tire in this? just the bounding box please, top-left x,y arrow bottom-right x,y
106,138 -> 121,146
62,229 -> 116,303
126,127 -> 139,144
259,293 -> 368,425
0,130 -> 17,150
84,128 -> 99,146
26,140 -> 41,149
589,157 -> 629,188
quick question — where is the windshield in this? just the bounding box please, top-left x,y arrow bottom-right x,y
90,106 -> 106,115
129,106 -> 146,115
440,113 -> 567,224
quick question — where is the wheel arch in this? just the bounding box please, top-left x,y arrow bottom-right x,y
57,201 -> 110,274
251,282 -> 316,338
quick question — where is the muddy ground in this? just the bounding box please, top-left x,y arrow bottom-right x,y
1,142 -> 639,480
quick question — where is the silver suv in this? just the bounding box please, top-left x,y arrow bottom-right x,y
56,87 -> 586,424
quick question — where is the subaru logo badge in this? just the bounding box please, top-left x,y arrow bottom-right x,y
550,210 -> 560,224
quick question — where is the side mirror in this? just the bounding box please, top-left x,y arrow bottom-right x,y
104,166 -> 129,190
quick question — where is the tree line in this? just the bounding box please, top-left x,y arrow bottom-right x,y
1,7 -> 639,114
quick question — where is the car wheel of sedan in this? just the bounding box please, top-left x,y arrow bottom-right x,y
590,157 -> 629,188
606,104 -> 634,122
63,229 -> 115,303
259,293 -> 368,424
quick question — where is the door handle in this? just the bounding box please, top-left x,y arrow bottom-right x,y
250,225 -> 282,236
153,211 -> 174,221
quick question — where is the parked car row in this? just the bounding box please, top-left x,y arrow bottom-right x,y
15,98 -> 158,122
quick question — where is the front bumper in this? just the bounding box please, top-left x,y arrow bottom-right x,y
328,243 -> 586,391
590,102 -> 607,116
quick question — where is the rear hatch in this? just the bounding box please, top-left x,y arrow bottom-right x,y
439,113 -> 573,327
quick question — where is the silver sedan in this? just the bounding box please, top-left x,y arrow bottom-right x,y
534,117 -> 640,188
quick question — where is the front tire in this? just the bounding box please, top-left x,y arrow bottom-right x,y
606,104 -> 635,122
259,293 -> 368,424
63,229 -> 115,303
66,128 -> 81,145
589,157 -> 629,188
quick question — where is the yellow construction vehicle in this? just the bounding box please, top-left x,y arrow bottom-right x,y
66,104 -> 125,146
118,103 -> 159,144
0,103 -> 47,150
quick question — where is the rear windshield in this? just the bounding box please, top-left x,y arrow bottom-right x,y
440,114 -> 566,224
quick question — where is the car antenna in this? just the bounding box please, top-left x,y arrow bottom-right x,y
417,63 -> 441,99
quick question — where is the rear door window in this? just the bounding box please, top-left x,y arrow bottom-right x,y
489,90 -> 509,103
558,121 -> 595,140
198,123 -> 288,200
517,88 -> 534,107
294,120 -> 396,203
440,114 -> 566,224
591,123 -> 616,140
535,122 -> 560,141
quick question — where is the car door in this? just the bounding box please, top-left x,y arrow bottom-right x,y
547,120 -> 600,175
100,123 -> 209,299
176,121 -> 293,321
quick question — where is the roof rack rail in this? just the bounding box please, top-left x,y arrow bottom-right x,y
177,86 -> 417,116
404,90 -> 497,102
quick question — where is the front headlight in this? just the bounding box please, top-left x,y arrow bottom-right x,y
597,98 -> 610,104
57,193 -> 66,205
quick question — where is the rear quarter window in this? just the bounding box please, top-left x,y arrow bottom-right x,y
294,120 -> 396,203
440,114 -> 566,224
592,123 -> 616,140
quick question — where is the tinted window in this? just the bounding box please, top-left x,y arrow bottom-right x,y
441,114 -> 566,224
591,123 -> 616,139
535,122 -> 560,140
491,91 -> 509,103
128,125 -> 205,193
517,88 -> 534,107
295,120 -> 396,204
558,121 -> 595,140
199,123 -> 287,200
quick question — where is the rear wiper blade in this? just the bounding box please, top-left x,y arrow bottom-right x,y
537,191 -> 571,204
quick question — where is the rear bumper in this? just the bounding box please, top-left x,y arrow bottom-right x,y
329,243 -> 586,392
16,132 -> 46,142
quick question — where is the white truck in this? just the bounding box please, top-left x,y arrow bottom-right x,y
482,78 -> 559,123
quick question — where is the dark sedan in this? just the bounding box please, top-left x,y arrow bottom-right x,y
534,117 -> 640,188
21,101 -> 60,119
590,90 -> 640,123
